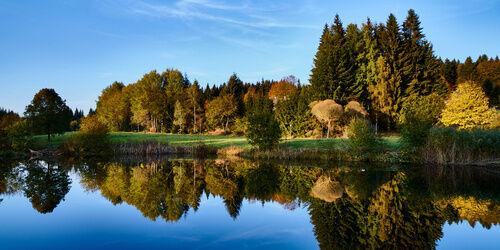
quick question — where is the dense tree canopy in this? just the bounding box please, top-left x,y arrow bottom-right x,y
24,88 -> 72,141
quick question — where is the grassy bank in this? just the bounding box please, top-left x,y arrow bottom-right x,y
33,132 -> 401,150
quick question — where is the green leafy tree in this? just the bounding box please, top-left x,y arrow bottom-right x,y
399,93 -> 444,149
205,95 -> 237,134
186,80 -> 203,133
96,81 -> 131,131
130,71 -> 165,132
24,88 -> 72,141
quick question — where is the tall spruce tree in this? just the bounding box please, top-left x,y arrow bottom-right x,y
346,23 -> 366,104
355,18 -> 379,107
330,15 -> 356,105
401,9 -> 443,97
310,24 -> 334,100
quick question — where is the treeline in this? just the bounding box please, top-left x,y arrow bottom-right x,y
92,9 -> 498,136
1,9 -> 499,154
310,9 -> 499,130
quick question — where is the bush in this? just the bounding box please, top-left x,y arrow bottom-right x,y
399,94 -> 444,149
7,120 -> 32,152
246,113 -> 281,151
347,118 -> 384,160
60,116 -> 110,156
423,127 -> 500,165
0,120 -> 31,153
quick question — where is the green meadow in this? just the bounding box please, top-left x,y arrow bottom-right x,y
32,132 -> 401,150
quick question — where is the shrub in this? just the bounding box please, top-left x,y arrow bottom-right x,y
246,112 -> 281,151
7,120 -> 32,152
423,127 -> 500,165
60,115 -> 110,156
347,118 -> 384,160
399,94 -> 444,149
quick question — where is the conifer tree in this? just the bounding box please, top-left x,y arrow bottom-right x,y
310,24 -> 334,100
331,15 -> 356,105
355,19 -> 379,107
401,9 -> 443,97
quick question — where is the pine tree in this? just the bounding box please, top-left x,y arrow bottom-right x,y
374,14 -> 404,129
346,23 -> 366,103
401,9 -> 443,97
355,18 -> 379,107
441,59 -> 458,90
331,15 -> 356,105
310,24 -> 334,100
369,56 -> 402,130
457,57 -> 479,83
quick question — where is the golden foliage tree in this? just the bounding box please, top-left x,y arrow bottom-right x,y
268,76 -> 298,100
440,81 -> 496,129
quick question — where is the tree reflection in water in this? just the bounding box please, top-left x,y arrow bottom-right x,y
23,161 -> 71,214
0,158 -> 498,249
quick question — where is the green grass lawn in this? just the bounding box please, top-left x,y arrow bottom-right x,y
33,132 -> 401,150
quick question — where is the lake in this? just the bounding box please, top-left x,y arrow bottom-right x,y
0,158 -> 499,249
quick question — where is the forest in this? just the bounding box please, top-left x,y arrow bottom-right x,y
0,9 -> 499,160
84,10 -> 499,136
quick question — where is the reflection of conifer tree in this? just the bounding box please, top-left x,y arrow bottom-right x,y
23,161 -> 71,214
368,172 -> 444,249
308,196 -> 378,249
244,164 -> 280,201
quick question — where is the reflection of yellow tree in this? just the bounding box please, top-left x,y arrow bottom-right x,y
436,196 -> 500,228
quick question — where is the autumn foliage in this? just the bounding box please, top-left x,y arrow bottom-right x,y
440,81 -> 496,129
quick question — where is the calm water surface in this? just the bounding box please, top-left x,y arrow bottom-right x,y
0,158 -> 498,249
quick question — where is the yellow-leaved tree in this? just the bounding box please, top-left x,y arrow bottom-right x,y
440,81 -> 496,129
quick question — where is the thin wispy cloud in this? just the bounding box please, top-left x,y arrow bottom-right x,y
119,0 -> 315,29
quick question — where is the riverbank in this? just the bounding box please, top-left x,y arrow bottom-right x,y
17,131 -> 500,166
32,132 -> 401,150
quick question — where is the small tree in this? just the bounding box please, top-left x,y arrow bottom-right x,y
399,93 -> 444,148
310,99 -> 344,138
246,113 -> 281,151
25,88 -> 72,141
347,118 -> 383,160
173,100 -> 185,133
440,81 -> 496,129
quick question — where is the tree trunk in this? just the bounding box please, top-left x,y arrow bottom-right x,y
193,105 -> 196,134
48,133 -> 51,142
327,121 -> 331,139
224,118 -> 229,135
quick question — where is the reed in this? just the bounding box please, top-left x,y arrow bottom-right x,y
110,141 -> 217,158
422,127 -> 500,165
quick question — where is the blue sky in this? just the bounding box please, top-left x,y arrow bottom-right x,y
1,0 -> 499,114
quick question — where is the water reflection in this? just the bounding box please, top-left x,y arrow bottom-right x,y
0,158 -> 498,249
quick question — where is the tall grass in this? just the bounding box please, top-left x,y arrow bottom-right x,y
422,127 -> 500,165
111,141 -> 217,158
